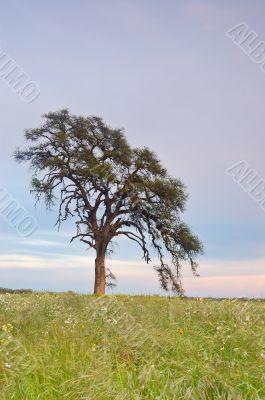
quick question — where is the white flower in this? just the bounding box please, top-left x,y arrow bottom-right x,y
4,363 -> 11,369
107,318 -> 118,324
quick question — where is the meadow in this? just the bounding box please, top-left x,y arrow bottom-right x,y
0,292 -> 264,399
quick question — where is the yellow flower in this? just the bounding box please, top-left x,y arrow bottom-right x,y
2,324 -> 13,333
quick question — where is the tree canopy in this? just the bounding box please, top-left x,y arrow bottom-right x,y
15,110 -> 203,294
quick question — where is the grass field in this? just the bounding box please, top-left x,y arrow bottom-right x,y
0,293 -> 264,399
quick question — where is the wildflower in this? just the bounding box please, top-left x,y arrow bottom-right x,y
0,338 -> 11,346
107,318 -> 118,324
4,363 -> 11,369
2,324 -> 13,333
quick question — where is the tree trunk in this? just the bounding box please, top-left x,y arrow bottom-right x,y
94,250 -> 106,294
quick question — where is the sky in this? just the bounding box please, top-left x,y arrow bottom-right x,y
0,0 -> 265,297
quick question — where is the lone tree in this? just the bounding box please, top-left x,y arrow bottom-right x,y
15,110 -> 203,295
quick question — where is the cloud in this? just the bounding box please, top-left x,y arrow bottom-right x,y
0,253 -> 265,297
184,274 -> 265,298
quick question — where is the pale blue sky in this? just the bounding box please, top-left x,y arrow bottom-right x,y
1,0 -> 265,297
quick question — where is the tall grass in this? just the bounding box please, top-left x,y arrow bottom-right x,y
0,293 -> 264,399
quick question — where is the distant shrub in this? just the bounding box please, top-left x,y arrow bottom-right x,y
0,287 -> 33,294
